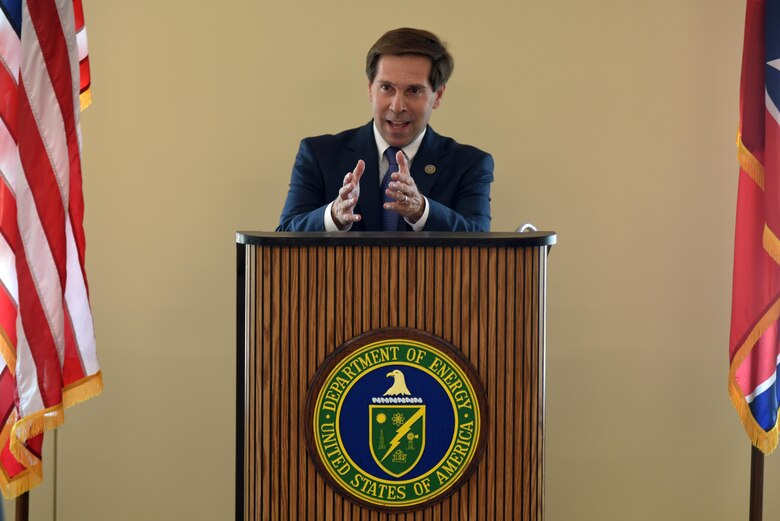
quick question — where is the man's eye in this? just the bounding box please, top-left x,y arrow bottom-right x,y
380,84 -> 392,92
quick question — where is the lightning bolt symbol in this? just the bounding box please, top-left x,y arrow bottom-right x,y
380,408 -> 425,463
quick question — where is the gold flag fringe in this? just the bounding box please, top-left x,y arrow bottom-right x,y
79,89 -> 91,111
0,328 -> 15,377
63,371 -> 103,408
0,463 -> 42,500
9,406 -> 63,468
728,296 -> 780,454
764,224 -> 780,266
737,130 -> 765,190
0,411 -> 42,499
0,371 -> 103,498
729,377 -> 779,454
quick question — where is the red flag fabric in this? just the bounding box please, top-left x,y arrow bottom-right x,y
0,0 -> 101,497
729,0 -> 780,454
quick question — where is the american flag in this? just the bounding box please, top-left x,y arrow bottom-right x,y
730,0 -> 780,454
0,0 -> 101,497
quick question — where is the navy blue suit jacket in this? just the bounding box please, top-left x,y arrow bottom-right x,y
276,123 -> 493,232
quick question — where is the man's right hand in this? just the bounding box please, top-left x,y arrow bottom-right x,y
331,159 -> 365,230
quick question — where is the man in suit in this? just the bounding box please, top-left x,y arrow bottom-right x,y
277,28 -> 493,232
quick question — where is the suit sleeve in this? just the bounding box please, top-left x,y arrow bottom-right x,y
276,139 -> 330,232
422,153 -> 494,232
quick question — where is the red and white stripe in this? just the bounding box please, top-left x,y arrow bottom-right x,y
0,0 -> 100,498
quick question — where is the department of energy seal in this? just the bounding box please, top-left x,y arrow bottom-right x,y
304,329 -> 487,511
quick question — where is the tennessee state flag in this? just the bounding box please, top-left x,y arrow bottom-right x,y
730,0 -> 780,454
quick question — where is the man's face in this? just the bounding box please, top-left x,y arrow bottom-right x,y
368,54 -> 445,148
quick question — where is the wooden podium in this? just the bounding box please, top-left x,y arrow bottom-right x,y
236,231 -> 555,520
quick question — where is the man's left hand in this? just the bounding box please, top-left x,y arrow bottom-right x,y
383,150 -> 425,223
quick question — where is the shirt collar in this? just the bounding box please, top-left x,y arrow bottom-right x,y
372,122 -> 426,164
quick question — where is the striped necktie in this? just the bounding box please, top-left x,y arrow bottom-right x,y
381,147 -> 401,231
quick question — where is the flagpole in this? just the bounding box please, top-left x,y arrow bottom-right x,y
14,492 -> 28,521
749,445 -> 764,521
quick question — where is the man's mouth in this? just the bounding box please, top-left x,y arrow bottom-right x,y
387,120 -> 411,129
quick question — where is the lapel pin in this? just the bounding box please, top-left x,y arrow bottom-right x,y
424,165 -> 436,174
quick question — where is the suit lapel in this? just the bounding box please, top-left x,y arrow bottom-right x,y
411,126 -> 445,198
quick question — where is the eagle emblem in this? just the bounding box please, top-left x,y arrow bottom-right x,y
384,369 -> 411,396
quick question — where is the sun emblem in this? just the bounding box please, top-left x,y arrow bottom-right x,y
376,413 -> 387,424
392,412 -> 405,426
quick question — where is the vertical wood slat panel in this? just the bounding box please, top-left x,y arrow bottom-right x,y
459,248 -> 472,521
521,248 -> 532,521
431,245 -> 444,521
272,248 -> 283,521
533,248 -> 544,521
416,247 -> 426,330
494,248 -> 505,520
296,248 -> 308,521
486,247 -> 497,521
450,248 -> 463,521
262,246 -> 273,521
320,246 -> 331,521
244,245 -> 256,521
279,248 -> 290,521
475,247 -> 487,521
503,248 -> 516,521
288,248 -> 299,521
243,241 -> 546,520
529,246 -> 538,521
308,246 -> 320,520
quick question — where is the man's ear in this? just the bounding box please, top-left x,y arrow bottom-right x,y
433,85 -> 446,109
368,81 -> 373,102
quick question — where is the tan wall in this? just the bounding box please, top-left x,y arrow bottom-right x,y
4,0 -> 770,519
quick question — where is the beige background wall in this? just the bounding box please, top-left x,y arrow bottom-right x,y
3,0 -> 772,519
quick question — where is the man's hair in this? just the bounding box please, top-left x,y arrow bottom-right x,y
366,28 -> 454,91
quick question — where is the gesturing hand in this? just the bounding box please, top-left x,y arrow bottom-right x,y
331,160 -> 365,229
383,150 -> 425,223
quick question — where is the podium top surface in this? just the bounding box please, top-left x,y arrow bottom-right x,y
237,231 -> 556,247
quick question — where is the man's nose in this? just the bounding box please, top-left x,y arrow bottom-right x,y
389,92 -> 405,112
